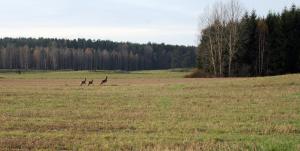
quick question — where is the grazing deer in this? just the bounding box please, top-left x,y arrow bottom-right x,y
100,76 -> 108,85
88,79 -> 93,86
80,78 -> 87,86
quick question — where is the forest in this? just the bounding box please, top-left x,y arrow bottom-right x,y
198,4 -> 300,77
1,4 -> 299,77
0,38 -> 196,71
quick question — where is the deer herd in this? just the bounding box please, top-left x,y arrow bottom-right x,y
80,76 -> 108,86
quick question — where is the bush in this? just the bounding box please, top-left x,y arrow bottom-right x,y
184,68 -> 214,78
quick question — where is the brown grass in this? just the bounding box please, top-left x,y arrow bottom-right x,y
0,71 -> 299,150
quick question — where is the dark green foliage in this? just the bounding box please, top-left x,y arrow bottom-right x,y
265,12 -> 286,75
0,38 -> 196,71
235,11 -> 258,76
198,5 -> 300,77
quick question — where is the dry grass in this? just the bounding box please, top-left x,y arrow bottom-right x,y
0,70 -> 299,150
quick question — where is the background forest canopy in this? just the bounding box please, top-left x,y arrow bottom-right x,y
0,38 -> 196,71
198,1 -> 300,77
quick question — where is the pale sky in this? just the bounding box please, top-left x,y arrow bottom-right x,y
0,0 -> 299,46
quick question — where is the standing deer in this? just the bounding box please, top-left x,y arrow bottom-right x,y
80,78 -> 87,86
100,76 -> 108,85
88,79 -> 93,86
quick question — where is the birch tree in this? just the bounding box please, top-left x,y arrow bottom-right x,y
257,20 -> 268,75
198,0 -> 243,77
226,0 -> 242,76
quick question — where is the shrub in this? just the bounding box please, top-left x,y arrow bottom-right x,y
184,68 -> 214,78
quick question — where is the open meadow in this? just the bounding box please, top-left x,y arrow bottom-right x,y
0,70 -> 300,150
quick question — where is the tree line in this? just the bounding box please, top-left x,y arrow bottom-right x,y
0,38 -> 196,71
198,1 -> 300,77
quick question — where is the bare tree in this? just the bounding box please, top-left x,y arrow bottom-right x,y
199,0 -> 243,77
257,20 -> 268,75
50,48 -> 58,70
199,27 -> 217,75
0,47 -> 6,69
101,49 -> 110,70
33,47 -> 41,69
84,48 -> 93,70
199,2 -> 227,76
226,0 -> 242,76
19,45 -> 30,70
143,45 -> 153,69
214,2 -> 227,77
6,44 -> 15,69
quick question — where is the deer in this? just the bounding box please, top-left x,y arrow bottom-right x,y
100,76 -> 108,85
80,78 -> 87,86
88,79 -> 93,86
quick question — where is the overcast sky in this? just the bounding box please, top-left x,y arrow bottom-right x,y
0,0 -> 299,46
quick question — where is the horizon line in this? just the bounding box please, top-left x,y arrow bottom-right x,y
0,36 -> 197,47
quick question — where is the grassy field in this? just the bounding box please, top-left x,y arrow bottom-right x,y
0,70 -> 299,150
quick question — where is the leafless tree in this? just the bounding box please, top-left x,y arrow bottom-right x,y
19,45 -> 30,70
0,47 -> 6,69
199,0 -> 243,77
257,20 -> 268,75
226,0 -> 242,76
199,2 -> 227,76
